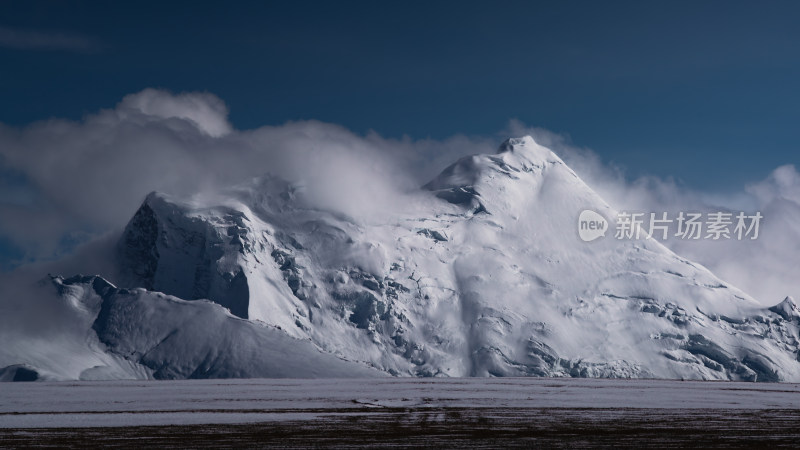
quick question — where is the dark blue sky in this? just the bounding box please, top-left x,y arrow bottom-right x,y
2,0 -> 799,189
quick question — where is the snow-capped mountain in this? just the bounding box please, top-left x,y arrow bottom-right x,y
3,136 -> 799,381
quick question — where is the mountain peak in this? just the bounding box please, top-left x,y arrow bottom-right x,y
10,135 -> 800,382
497,135 -> 537,153
769,296 -> 799,321
497,135 -> 562,166
423,135 -> 576,215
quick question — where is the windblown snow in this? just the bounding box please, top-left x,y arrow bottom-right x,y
3,137 -> 799,381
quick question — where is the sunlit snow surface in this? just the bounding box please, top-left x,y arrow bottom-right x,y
3,136 -> 800,382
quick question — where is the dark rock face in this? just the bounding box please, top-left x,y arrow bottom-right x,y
117,195 -> 251,319
118,203 -> 160,290
0,364 -> 40,382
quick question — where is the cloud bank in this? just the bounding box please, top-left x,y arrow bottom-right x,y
0,88 -> 493,264
0,89 -> 797,305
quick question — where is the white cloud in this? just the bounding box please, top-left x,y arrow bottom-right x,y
116,88 -> 233,137
747,164 -> 800,205
0,89 -> 492,264
0,91 -> 797,306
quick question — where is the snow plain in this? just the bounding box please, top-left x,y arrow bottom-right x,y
2,378 -> 800,429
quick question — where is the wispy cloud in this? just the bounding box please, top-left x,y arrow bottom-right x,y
0,88 -> 493,265
0,89 -> 796,305
0,26 -> 103,52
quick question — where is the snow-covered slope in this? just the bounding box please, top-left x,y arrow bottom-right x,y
4,136 -> 800,381
0,275 -> 382,380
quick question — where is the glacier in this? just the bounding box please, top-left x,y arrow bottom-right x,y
2,136 -> 799,381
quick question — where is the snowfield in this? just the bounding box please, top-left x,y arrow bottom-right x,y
2,378 -> 800,428
3,378 -> 800,447
2,136 -> 800,381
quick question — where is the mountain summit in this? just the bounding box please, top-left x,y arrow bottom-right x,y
3,137 -> 799,381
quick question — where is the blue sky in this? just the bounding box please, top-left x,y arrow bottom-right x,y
1,0 -> 800,267
3,1 -> 799,186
